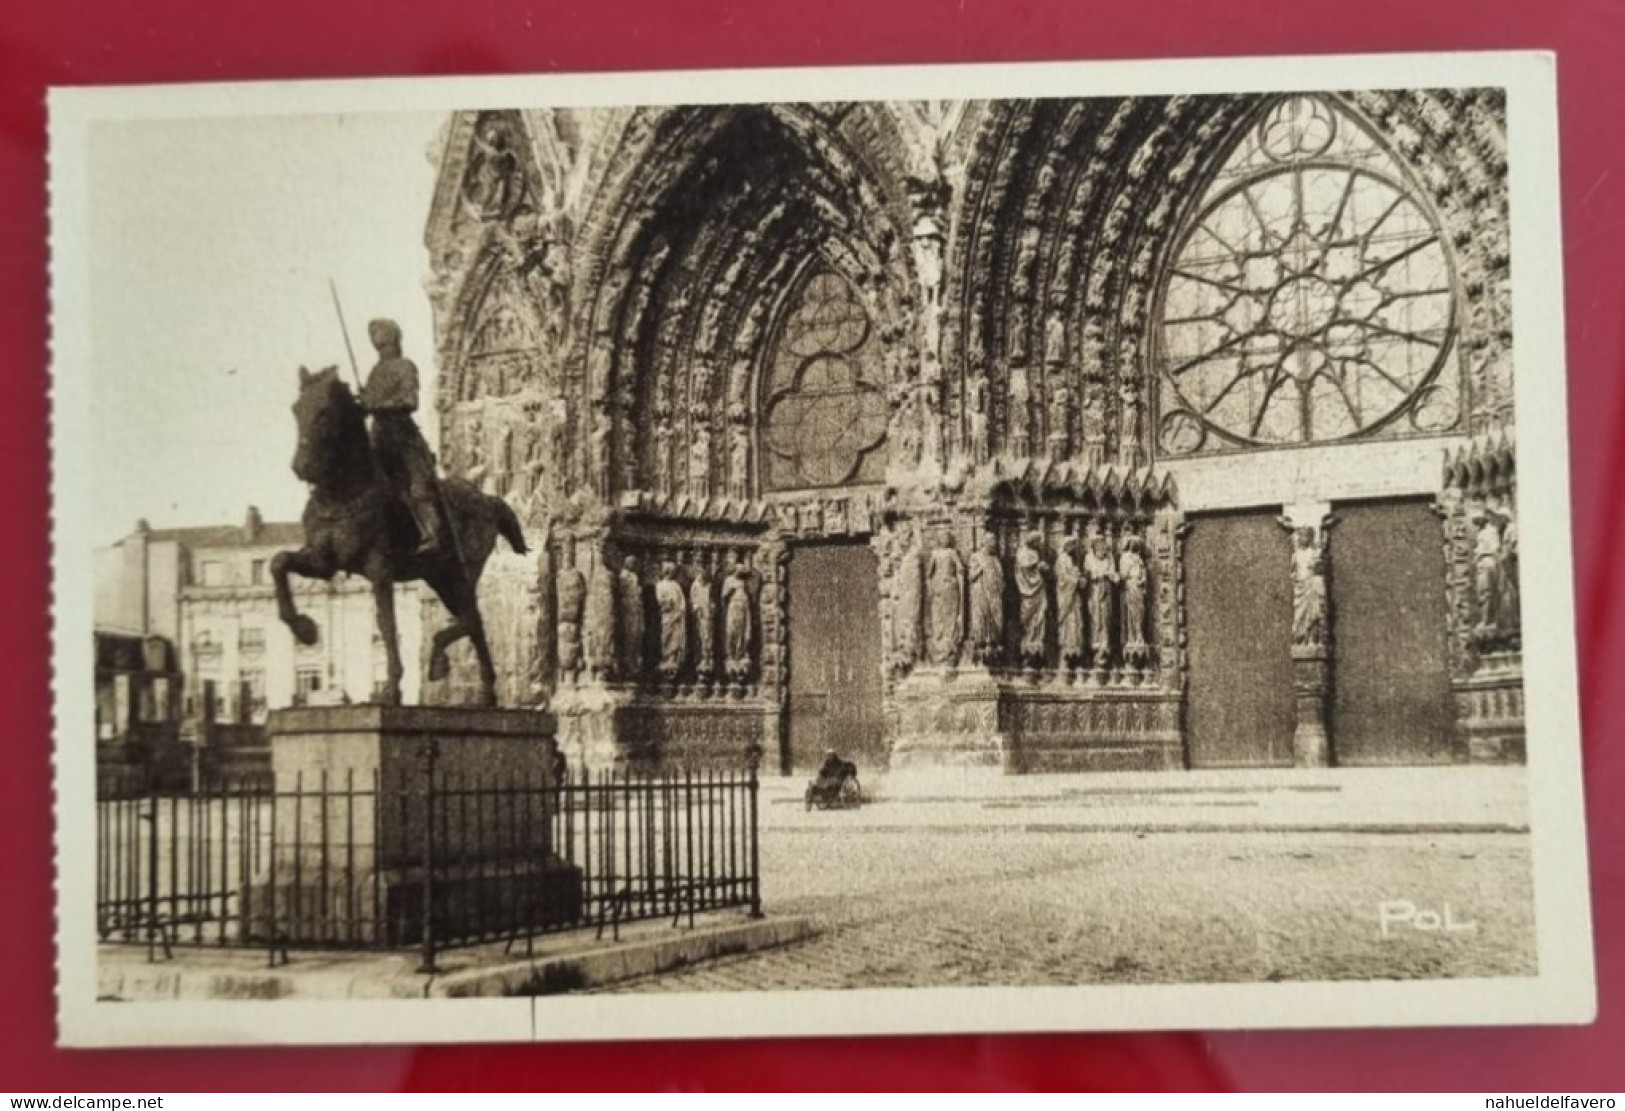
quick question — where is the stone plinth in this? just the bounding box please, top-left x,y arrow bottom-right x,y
1455,653 -> 1526,764
1002,687 -> 1183,773
888,668 -> 1008,771
1291,645 -> 1331,768
248,705 -> 582,946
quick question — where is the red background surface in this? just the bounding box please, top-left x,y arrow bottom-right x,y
3,0 -> 1621,1092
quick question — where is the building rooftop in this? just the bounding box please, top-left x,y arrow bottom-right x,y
131,507 -> 303,551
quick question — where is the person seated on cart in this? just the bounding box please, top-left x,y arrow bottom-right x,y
806,749 -> 861,809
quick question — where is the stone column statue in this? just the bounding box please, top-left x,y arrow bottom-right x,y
1473,504 -> 1505,639
654,560 -> 688,680
968,535 -> 1005,665
583,552 -> 616,681
1055,537 -> 1086,667
1084,532 -> 1119,668
1014,531 -> 1049,667
965,368 -> 990,463
1119,532 -> 1150,664
555,546 -> 586,679
892,525 -> 924,667
722,553 -> 755,681
1291,527 -> 1328,649
618,556 -> 647,678
689,557 -> 716,679
924,533 -> 966,667
1495,505 -> 1520,644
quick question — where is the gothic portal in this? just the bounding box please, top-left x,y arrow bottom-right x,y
421,92 -> 1523,774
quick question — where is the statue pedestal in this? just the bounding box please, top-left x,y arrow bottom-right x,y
248,705 -> 582,946
1291,646 -> 1331,768
887,668 -> 1008,773
1455,652 -> 1526,763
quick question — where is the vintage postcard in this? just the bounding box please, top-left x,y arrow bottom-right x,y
49,51 -> 1595,1047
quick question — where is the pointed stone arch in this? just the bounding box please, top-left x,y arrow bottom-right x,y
566,103 -> 916,504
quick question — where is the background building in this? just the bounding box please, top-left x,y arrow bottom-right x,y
416,91 -> 1521,775
94,506 -> 425,782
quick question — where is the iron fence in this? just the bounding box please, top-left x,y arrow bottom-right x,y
95,760 -> 762,973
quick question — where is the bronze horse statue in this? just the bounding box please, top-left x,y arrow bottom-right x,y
272,365 -> 528,706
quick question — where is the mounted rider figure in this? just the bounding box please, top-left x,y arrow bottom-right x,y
360,319 -> 443,556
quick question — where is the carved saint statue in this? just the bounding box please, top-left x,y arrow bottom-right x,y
1496,508 -> 1520,642
1081,383 -> 1107,469
583,553 -> 616,680
968,535 -> 1005,664
1474,505 -> 1504,636
728,427 -> 750,501
1054,537 -> 1086,666
965,368 -> 990,463
689,559 -> 716,678
1009,365 -> 1033,459
1118,381 -> 1146,469
1047,379 -> 1072,460
689,422 -> 712,501
925,533 -> 966,667
722,553 -> 754,681
1119,532 -> 1150,662
654,561 -> 688,680
1291,527 -> 1328,649
555,548 -> 587,677
892,525 -> 924,667
1044,311 -> 1068,367
618,556 -> 647,677
1084,532 -> 1119,666
1014,531 -> 1049,667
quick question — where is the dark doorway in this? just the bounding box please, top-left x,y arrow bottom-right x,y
1330,498 -> 1456,765
1184,511 -> 1296,767
785,543 -> 885,773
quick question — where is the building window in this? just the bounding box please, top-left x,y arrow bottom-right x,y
293,666 -> 322,707
199,559 -> 226,587
192,630 -> 222,664
1156,95 -> 1460,454
250,559 -> 267,585
239,626 -> 266,654
761,266 -> 889,492
239,669 -> 267,721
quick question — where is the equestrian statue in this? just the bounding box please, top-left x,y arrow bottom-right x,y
272,317 -> 527,707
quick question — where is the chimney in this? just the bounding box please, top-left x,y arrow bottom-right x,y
244,505 -> 263,542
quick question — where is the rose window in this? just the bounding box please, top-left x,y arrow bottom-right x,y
1157,96 -> 1461,453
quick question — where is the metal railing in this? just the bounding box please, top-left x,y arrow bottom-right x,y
95,759 -> 762,973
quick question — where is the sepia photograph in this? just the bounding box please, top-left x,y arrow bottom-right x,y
47,52 -> 1594,1046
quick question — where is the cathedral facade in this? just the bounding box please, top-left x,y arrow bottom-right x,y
420,90 -> 1523,775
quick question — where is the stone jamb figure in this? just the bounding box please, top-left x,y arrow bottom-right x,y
1291,526 -> 1329,650
1054,535 -> 1086,671
1472,498 -> 1510,649
618,555 -> 647,681
1014,530 -> 1049,671
689,553 -> 716,683
924,530 -> 966,668
1118,529 -> 1151,669
1084,528 -> 1119,673
722,550 -> 755,686
654,559 -> 688,684
555,541 -> 587,683
892,523 -> 924,671
968,533 -> 1005,667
